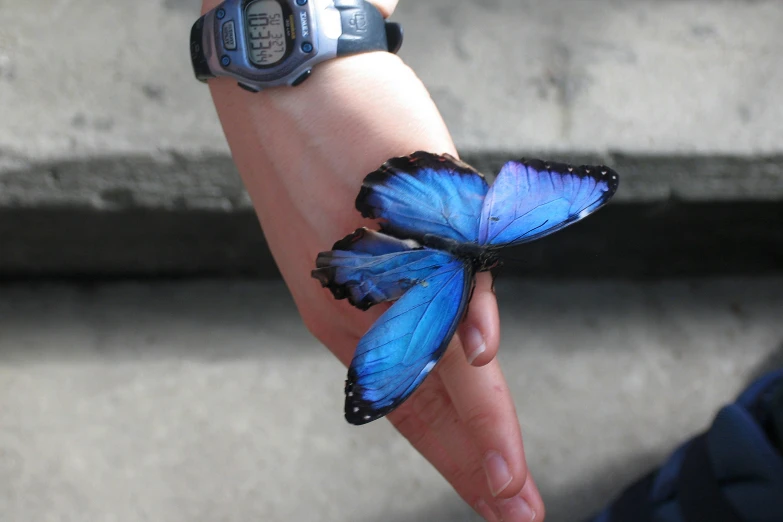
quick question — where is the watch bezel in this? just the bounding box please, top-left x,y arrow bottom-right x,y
203,0 -> 330,88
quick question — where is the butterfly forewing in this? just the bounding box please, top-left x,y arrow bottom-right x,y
478,159 -> 619,247
356,151 -> 489,243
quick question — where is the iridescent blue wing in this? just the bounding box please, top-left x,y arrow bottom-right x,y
477,159 -> 619,246
312,228 -> 456,310
345,258 -> 473,425
356,151 -> 489,243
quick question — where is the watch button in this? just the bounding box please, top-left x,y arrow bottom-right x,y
222,20 -> 237,50
292,69 -> 312,87
237,82 -> 261,93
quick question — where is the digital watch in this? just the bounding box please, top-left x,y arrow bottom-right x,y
190,0 -> 403,92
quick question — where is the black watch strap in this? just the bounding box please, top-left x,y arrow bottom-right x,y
190,15 -> 214,83
335,0 -> 403,57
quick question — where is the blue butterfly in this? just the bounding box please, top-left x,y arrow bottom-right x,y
312,152 -> 619,425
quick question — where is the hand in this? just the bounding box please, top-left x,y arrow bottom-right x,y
201,1 -> 544,519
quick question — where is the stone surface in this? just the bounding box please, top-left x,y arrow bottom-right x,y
2,0 -> 782,162
1,278 -> 782,521
409,0 -> 783,155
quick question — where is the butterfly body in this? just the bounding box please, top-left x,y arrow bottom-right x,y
416,234 -> 500,272
313,152 -> 619,425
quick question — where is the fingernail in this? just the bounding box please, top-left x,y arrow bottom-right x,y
465,325 -> 486,364
475,499 -> 498,522
483,450 -> 512,497
497,495 -> 535,522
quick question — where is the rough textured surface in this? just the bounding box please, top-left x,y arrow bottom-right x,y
2,153 -> 783,211
1,278 -> 782,521
2,0 -> 783,160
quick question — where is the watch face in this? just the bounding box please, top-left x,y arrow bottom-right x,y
244,0 -> 294,68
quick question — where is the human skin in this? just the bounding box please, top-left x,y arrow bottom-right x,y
199,1 -> 545,520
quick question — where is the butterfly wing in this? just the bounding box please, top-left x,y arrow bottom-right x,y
345,257 -> 473,425
312,228 -> 455,310
356,151 -> 489,243
478,159 -> 619,246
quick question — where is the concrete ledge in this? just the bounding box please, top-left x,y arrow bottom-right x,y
2,151 -> 783,210
1,152 -> 781,279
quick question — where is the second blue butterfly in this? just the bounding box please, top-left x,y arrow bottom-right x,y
312,152 -> 619,425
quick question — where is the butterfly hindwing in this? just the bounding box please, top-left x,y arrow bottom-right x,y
356,151 -> 489,243
345,257 -> 473,425
312,228 -> 455,310
478,159 -> 619,246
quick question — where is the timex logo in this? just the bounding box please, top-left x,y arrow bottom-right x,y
300,11 -> 310,37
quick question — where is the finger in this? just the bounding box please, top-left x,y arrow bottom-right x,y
521,475 -> 545,521
475,498 -> 501,522
496,475 -> 544,522
389,371 -> 495,501
393,408 -> 502,522
438,348 -> 532,504
368,0 -> 399,18
458,272 -> 499,366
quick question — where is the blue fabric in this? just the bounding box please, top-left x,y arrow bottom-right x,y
586,370 -> 783,522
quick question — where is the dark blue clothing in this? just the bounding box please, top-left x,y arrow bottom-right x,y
586,370 -> 783,522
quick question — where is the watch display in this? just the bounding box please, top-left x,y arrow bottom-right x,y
245,0 -> 290,67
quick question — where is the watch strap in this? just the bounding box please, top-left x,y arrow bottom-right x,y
335,0 -> 403,57
190,15 -> 215,82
